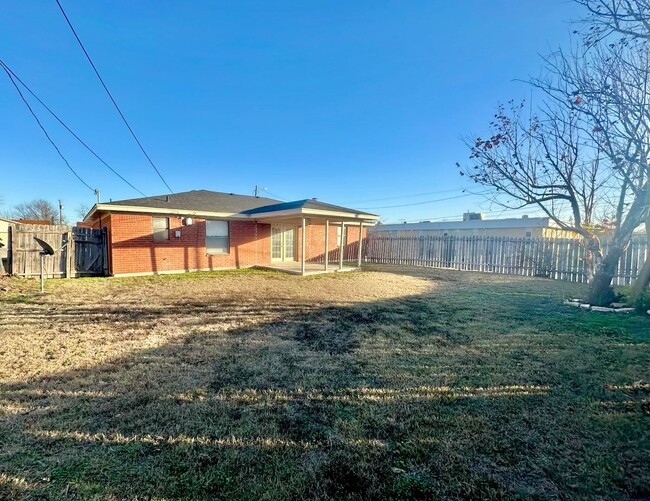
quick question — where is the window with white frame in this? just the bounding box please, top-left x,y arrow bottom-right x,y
336,225 -> 348,247
206,220 -> 229,254
153,217 -> 169,241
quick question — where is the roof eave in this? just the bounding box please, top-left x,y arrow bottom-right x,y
84,203 -> 248,222
249,207 -> 379,222
84,203 -> 380,224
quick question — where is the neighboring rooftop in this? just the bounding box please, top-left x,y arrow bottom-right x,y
372,216 -> 555,231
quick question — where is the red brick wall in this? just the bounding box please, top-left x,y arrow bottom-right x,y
299,221 -> 367,263
101,213 -> 271,275
99,213 -> 367,275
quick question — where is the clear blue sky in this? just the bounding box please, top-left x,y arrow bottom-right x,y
0,1 -> 581,223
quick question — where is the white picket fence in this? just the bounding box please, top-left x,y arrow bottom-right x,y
364,235 -> 648,285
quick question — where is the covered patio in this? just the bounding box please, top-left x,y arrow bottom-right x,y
243,199 -> 379,276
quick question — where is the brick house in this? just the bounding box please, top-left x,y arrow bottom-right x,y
83,190 -> 379,276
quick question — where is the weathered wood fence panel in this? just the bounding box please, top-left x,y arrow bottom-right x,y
364,235 -> 648,285
73,227 -> 109,276
8,224 -> 107,278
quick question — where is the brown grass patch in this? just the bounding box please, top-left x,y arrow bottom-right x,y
0,266 -> 647,499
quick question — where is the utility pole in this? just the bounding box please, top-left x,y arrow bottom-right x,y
94,189 -> 100,204
58,200 -> 64,224
254,185 -> 259,197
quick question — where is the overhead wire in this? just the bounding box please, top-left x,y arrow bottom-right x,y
261,188 -> 288,201
358,190 -> 492,210
336,187 -> 472,205
1,63 -> 95,193
54,0 -> 173,194
401,207 -> 549,223
0,59 -> 147,198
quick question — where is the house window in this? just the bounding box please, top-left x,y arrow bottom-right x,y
153,217 -> 169,241
525,231 -> 532,238
206,220 -> 229,254
336,225 -> 348,246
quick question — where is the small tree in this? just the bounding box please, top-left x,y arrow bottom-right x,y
76,204 -> 91,221
13,199 -> 57,222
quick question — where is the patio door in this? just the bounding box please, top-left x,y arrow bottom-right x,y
271,224 -> 296,262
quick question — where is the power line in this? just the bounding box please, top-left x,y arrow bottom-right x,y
261,188 -> 288,201
337,187 -> 472,205
1,64 -> 95,193
54,0 -> 173,194
358,190 -> 492,210
0,59 -> 147,198
401,207 -> 548,223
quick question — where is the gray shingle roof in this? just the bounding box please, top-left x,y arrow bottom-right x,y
97,190 -> 377,220
106,190 -> 281,213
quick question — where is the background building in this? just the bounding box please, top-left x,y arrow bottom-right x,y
370,213 -> 577,239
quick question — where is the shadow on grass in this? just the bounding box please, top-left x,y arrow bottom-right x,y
0,278 -> 648,499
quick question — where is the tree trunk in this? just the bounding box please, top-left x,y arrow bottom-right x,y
590,183 -> 648,306
588,245 -> 625,305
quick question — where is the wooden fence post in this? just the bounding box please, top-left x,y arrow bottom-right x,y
363,233 -> 647,285
65,231 -> 72,278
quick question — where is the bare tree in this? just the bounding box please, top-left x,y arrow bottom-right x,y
530,41 -> 648,304
572,0 -> 650,302
573,0 -> 648,44
76,204 -> 91,221
13,199 -> 57,222
459,100 -> 608,280
460,1 -> 648,305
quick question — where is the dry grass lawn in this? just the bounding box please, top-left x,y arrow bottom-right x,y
0,266 -> 648,499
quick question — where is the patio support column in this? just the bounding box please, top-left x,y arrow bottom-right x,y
324,220 -> 329,272
339,222 -> 344,270
301,217 -> 306,276
357,221 -> 364,269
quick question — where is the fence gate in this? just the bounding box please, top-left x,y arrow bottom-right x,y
73,227 -> 108,276
9,224 -> 108,278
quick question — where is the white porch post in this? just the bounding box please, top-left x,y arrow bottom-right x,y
324,220 -> 329,272
301,217 -> 306,276
357,221 -> 364,268
339,222 -> 344,270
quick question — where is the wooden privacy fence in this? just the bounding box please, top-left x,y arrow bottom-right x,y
364,234 -> 648,286
8,224 -> 108,278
